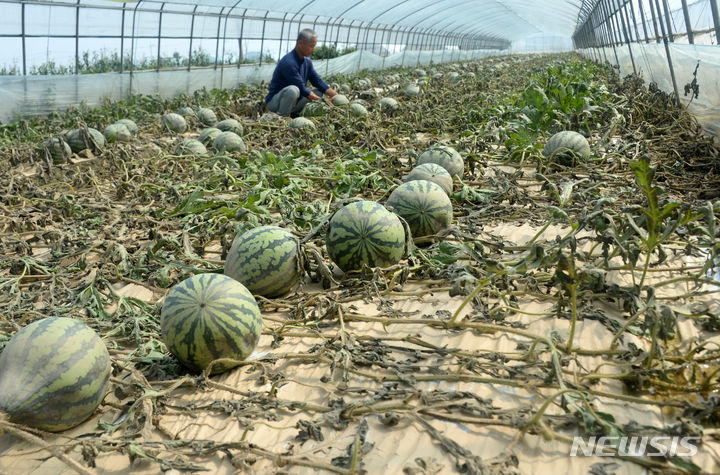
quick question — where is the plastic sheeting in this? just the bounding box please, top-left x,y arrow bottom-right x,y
0,48 -> 501,123
580,43 -> 720,138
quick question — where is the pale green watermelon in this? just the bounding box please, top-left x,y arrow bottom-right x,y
289,117 -> 315,129
175,139 -> 207,156
543,131 -> 591,162
103,123 -> 132,143
215,119 -> 243,136
417,145 -> 464,178
406,163 -> 453,196
213,131 -> 246,153
162,113 -> 187,133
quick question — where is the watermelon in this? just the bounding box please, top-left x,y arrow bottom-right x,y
0,317 -> 110,432
40,137 -> 72,164
213,131 -> 246,153
543,131 -> 591,162
386,180 -> 453,238
406,163 -> 453,196
197,108 -> 218,126
175,139 -> 207,156
350,103 -> 368,118
114,118 -> 139,135
413,69 -> 427,77
215,119 -> 243,136
177,106 -> 195,117
356,78 -> 371,89
378,97 -> 399,112
331,94 -> 350,106
417,145 -> 464,178
161,273 -> 262,374
103,123 -> 132,143
224,226 -> 301,298
326,200 -> 406,272
66,127 -> 105,154
405,84 -> 421,97
198,127 -> 222,146
289,117 -> 315,130
339,84 -> 352,93
162,113 -> 187,133
448,72 -> 460,83
302,102 -> 329,117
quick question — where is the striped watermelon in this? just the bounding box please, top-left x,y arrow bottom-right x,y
175,139 -> 207,156
417,145 -> 464,178
161,273 -> 262,374
0,317 -> 110,432
114,119 -> 139,136
543,131 -> 590,161
405,84 -> 421,97
40,137 -> 72,164
66,127 -> 105,154
224,226 -> 301,298
387,180 -> 453,238
289,117 -> 315,130
198,127 -> 222,146
350,103 -> 368,118
331,94 -> 350,106
197,108 -> 218,126
213,131 -> 246,153
162,113 -> 187,133
103,123 -> 132,143
406,163 -> 453,196
326,200 -> 406,272
378,97 -> 399,113
215,119 -> 243,136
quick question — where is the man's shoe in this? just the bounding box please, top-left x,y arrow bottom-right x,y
289,112 -> 300,119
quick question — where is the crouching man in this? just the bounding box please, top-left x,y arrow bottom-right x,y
265,28 -> 339,118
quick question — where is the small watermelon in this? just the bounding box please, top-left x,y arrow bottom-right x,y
103,123 -> 132,143
331,94 -> 350,106
197,108 -> 218,126
326,200 -> 406,272
413,69 -> 427,77
350,103 -> 368,118
303,102 -> 329,117
161,273 -> 262,374
114,118 -> 139,135
417,145 -> 464,178
0,317 -> 110,432
198,127 -> 222,146
378,97 -> 399,112
224,226 -> 301,298
40,137 -> 72,164
405,84 -> 421,97
162,113 -> 187,133
175,139 -> 207,156
66,127 -> 105,154
543,131 -> 591,162
177,106 -> 195,117
215,119 -> 243,136
406,163 -> 453,196
213,131 -> 246,153
339,84 -> 352,93
386,180 -> 453,238
356,78 -> 371,89
289,117 -> 315,130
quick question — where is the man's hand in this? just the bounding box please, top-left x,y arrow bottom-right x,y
324,95 -> 336,107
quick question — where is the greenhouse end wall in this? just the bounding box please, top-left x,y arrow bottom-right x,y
0,49 -> 501,124
579,44 -> 720,139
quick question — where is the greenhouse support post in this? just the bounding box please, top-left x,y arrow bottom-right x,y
680,0 -> 694,43
21,2 -> 26,76
259,11 -> 268,66
601,0 -> 621,68
75,0 -> 80,74
277,12 -> 289,65
628,0 -> 642,43
237,10 -> 246,67
647,0 -> 662,43
661,0 -> 674,43
120,4 -> 126,73
220,2 -> 241,90
615,0 -> 637,74
711,0 -> 720,44
157,3 -> 165,72
213,7 -> 224,70
632,0 -> 650,43
188,6 -> 197,71
652,0 -> 681,107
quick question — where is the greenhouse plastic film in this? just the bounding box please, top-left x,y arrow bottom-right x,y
0,48 -> 501,123
580,43 -> 720,138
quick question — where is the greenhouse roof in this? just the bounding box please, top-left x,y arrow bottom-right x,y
109,0 -> 585,42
